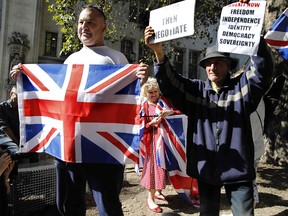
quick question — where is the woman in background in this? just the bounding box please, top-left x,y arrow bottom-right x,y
140,77 -> 180,213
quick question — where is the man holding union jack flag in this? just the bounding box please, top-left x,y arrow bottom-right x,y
11,5 -> 148,216
144,0 -> 275,215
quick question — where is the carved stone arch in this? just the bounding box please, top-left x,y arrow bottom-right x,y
7,32 -> 30,86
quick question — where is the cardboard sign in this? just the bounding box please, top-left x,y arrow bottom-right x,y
217,1 -> 266,56
149,0 -> 196,43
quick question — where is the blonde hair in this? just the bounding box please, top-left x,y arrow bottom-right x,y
140,77 -> 160,97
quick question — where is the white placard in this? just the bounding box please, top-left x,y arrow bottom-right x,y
149,0 -> 196,43
217,1 -> 266,56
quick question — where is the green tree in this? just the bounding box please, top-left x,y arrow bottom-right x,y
45,0 -> 227,55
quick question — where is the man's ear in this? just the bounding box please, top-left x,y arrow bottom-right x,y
102,24 -> 107,32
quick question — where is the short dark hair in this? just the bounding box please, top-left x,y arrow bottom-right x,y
82,5 -> 106,21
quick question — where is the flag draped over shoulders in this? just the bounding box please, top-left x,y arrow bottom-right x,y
139,98 -> 199,208
17,64 -> 141,164
264,8 -> 288,61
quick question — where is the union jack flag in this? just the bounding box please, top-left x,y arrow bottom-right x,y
17,64 -> 141,164
264,8 -> 288,61
139,98 -> 199,208
160,115 -> 199,208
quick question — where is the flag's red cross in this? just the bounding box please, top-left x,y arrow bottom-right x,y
161,119 -> 186,162
156,103 -> 186,162
265,38 -> 288,47
22,64 -> 139,162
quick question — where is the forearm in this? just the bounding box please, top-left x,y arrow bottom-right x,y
154,58 -> 188,113
4,128 -> 19,144
154,48 -> 165,63
5,178 -> 11,193
144,26 -> 165,63
252,37 -> 274,87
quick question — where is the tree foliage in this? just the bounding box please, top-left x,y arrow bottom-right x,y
45,0 -> 228,55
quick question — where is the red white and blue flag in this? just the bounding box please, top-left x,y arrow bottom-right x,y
160,115 -> 199,208
264,8 -> 288,61
139,99 -> 199,207
17,64 -> 141,164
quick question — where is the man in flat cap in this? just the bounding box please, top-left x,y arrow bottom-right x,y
144,15 -> 274,216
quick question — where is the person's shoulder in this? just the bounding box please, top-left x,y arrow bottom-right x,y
99,46 -> 125,55
0,100 -> 10,111
100,46 -> 128,64
0,100 -> 9,106
100,46 -> 117,51
64,49 -> 84,63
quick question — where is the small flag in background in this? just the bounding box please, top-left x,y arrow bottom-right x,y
17,64 -> 141,164
264,8 -> 288,61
